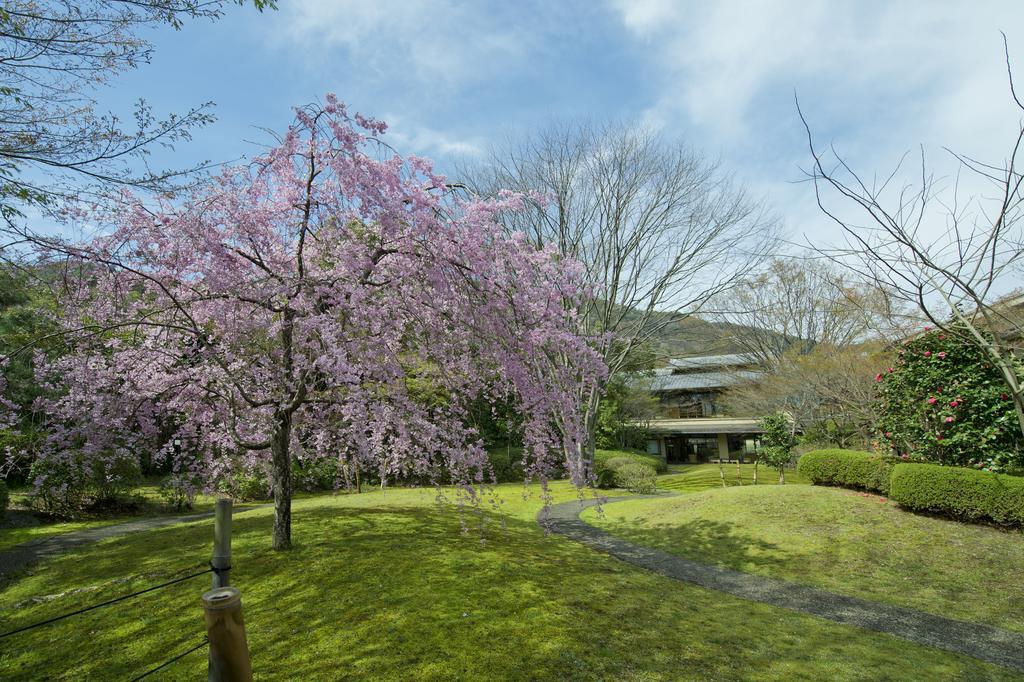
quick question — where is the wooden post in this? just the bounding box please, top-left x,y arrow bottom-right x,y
202,587 -> 253,682
209,498 -> 235,680
212,498 -> 232,589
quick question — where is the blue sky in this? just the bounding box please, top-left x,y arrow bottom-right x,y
99,1 -> 1024,247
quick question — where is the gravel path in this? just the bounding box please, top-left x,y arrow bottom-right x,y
0,504 -> 270,578
539,494 -> 1024,674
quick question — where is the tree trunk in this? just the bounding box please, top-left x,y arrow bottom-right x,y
778,466 -> 785,485
271,411 -> 293,551
753,460 -> 758,485
582,387 -> 601,483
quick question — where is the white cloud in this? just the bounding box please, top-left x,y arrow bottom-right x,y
608,0 -> 1024,248
381,114 -> 486,158
270,0 -> 533,89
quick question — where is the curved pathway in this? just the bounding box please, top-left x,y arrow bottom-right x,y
0,504 -> 270,578
539,494 -> 1024,674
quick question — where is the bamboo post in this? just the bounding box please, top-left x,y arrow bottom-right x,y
202,587 -> 253,682
211,498 -> 232,589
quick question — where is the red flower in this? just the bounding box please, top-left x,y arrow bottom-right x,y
885,431 -> 892,437
949,401 -> 958,407
900,453 -> 910,461
875,373 -> 883,382
1002,393 -> 1010,400
945,416 -> 954,423
937,351 -> 946,359
924,351 -> 932,357
887,367 -> 894,373
927,397 -> 937,404
924,326 -> 931,331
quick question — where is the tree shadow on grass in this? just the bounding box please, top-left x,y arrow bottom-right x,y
594,514 -> 792,575
0,504 -> 1015,681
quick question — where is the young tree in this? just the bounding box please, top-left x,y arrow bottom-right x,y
799,39 -> 1024,440
464,122 -> 778,467
758,413 -> 794,484
15,99 -> 604,549
593,375 -> 659,451
0,0 -> 273,223
712,257 -> 913,366
722,343 -> 892,449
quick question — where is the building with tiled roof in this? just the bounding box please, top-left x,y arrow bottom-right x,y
640,353 -> 767,464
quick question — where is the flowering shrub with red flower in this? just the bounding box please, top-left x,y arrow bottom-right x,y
876,326 -> 1023,468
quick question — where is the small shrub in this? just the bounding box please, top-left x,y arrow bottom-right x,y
29,456 -> 88,515
91,453 -> 142,505
593,448 -> 666,475
594,454 -> 659,492
595,456 -> 633,489
219,467 -> 271,501
889,463 -> 1024,526
797,449 -> 895,494
159,471 -> 202,511
613,461 -> 658,494
485,446 -> 526,483
291,457 -> 339,492
29,450 -> 141,516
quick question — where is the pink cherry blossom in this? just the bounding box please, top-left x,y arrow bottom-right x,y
22,98 -> 606,549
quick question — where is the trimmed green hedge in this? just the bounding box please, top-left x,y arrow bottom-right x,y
594,455 -> 658,492
612,461 -> 658,494
796,449 -> 894,494
889,463 -> 1024,527
594,448 -> 667,475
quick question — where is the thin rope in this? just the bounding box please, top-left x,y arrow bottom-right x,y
129,638 -> 209,681
0,568 -> 212,639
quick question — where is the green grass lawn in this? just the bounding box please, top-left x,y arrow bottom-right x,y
0,483 -> 1018,680
584,484 -> 1024,634
657,463 -> 809,492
